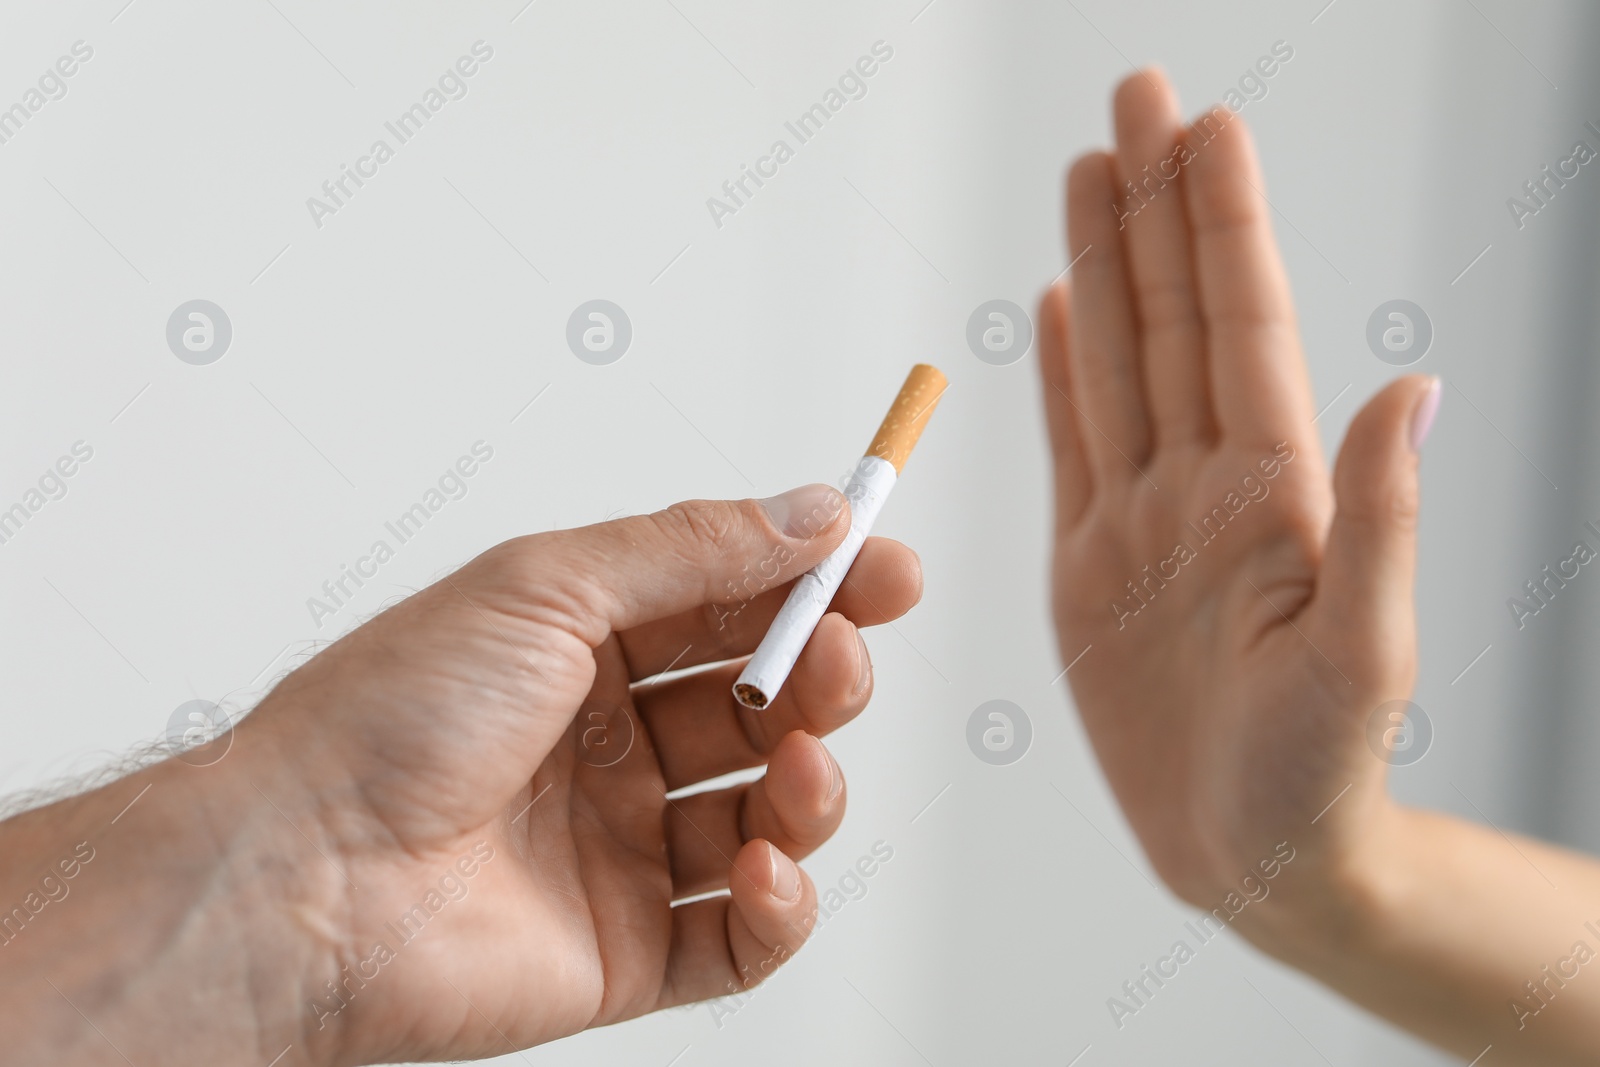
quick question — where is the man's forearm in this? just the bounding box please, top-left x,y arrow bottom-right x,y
1253,804 -> 1600,1066
0,732 -> 346,1066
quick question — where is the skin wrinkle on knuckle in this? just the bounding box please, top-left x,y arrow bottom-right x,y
1387,470 -> 1422,529
1131,270 -> 1199,307
1334,476 -> 1417,535
467,538 -> 569,611
1201,312 -> 1296,337
472,532 -> 552,589
1077,349 -> 1138,389
505,587 -> 601,664
1188,199 -> 1261,235
425,561 -> 601,702
500,535 -> 634,643
657,499 -> 744,559
1376,497 -> 1421,535
1140,312 -> 1206,345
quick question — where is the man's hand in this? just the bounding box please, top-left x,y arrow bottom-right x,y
0,483 -> 922,1066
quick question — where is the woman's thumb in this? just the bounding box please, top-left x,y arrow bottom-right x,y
1310,375 -> 1440,692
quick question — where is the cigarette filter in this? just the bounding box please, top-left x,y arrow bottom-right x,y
733,364 -> 946,710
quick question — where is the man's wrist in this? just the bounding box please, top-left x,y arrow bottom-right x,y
0,722 -> 353,1066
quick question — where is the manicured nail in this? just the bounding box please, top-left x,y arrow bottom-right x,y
852,629 -> 873,697
768,843 -> 801,901
760,484 -> 845,539
1410,377 -> 1442,452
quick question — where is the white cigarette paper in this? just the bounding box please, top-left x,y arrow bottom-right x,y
734,364 -> 946,711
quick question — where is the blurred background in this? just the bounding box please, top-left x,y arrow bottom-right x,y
2,0 -> 1596,1062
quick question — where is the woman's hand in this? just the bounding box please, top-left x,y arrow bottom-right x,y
1041,69 -> 1600,1064
1040,67 -> 1435,916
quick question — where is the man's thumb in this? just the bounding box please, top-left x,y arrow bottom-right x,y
1311,376 -> 1439,689
537,484 -> 851,634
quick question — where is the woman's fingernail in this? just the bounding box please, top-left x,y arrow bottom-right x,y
760,484 -> 845,539
1410,377 -> 1442,452
852,629 -> 873,697
768,843 -> 801,901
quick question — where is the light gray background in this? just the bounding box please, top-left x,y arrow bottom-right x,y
2,0 -> 1595,1063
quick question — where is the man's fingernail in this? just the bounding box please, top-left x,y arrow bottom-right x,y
768,843 -> 801,901
1410,377 -> 1442,452
760,484 -> 845,539
852,629 -> 872,697
814,733 -> 845,801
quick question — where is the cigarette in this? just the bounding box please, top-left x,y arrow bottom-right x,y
733,363 -> 947,711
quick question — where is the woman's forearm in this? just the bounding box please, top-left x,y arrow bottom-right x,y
1255,805 -> 1600,1065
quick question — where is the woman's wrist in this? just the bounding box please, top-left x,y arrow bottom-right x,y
0,723 -> 353,1066
1239,799 -> 1423,973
